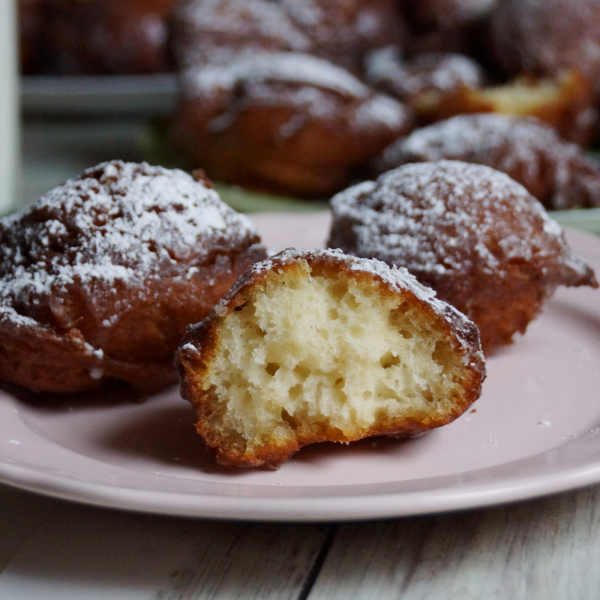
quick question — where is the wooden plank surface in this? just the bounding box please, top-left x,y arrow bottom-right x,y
3,482 -> 600,599
0,484 -> 331,600
0,485 -> 58,573
308,485 -> 600,600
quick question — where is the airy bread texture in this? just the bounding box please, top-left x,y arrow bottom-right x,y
176,249 -> 485,469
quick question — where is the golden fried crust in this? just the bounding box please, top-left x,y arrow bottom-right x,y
329,161 -> 598,353
0,160 -> 267,394
177,249 -> 486,469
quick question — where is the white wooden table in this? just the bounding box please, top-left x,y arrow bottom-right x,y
3,482 -> 600,599
2,116 -> 600,599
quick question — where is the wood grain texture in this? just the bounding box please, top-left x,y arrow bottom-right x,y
0,485 -> 58,573
153,521 -> 332,600
0,493 -> 330,600
308,485 -> 600,600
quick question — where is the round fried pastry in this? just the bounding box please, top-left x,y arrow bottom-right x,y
329,160 -> 598,352
377,114 -> 600,210
365,49 -> 487,123
490,0 -> 600,100
169,0 -> 413,197
176,248 -> 486,469
0,160 -> 267,394
170,52 -> 414,197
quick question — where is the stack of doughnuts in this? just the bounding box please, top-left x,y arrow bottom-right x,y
166,0 -> 600,198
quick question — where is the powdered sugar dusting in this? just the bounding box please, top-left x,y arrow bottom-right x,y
379,114 -> 600,210
383,114 -> 552,172
366,48 -> 486,99
0,161 -> 258,325
174,0 -> 403,73
175,0 -> 312,67
329,160 -> 582,281
185,52 -> 369,100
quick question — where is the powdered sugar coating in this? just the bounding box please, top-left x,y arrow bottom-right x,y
0,160 -> 259,326
0,160 -> 268,393
173,0 -> 405,73
328,159 -> 597,350
366,48 -> 486,100
330,160 -> 583,278
379,114 -> 600,209
384,114 -> 562,165
185,51 -> 370,101
174,0 -> 312,69
181,51 -> 411,135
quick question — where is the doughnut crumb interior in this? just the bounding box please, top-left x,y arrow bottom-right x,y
177,249 -> 485,469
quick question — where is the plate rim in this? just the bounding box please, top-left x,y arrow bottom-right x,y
2,441 -> 600,522
0,221 -> 599,522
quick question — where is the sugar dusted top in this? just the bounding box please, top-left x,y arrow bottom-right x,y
0,161 -> 259,324
381,114 -> 564,171
184,51 -> 370,100
366,49 -> 486,99
329,160 -> 593,283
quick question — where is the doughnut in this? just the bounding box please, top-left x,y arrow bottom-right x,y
169,51 -> 414,198
0,161 -> 267,395
169,0 -> 414,197
43,0 -> 178,74
328,160 -> 598,352
409,70 -> 597,146
176,248 -> 486,469
365,49 -> 487,123
491,0 -> 600,102
377,114 -> 600,210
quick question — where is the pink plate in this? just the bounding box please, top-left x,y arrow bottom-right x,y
0,212 -> 599,521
